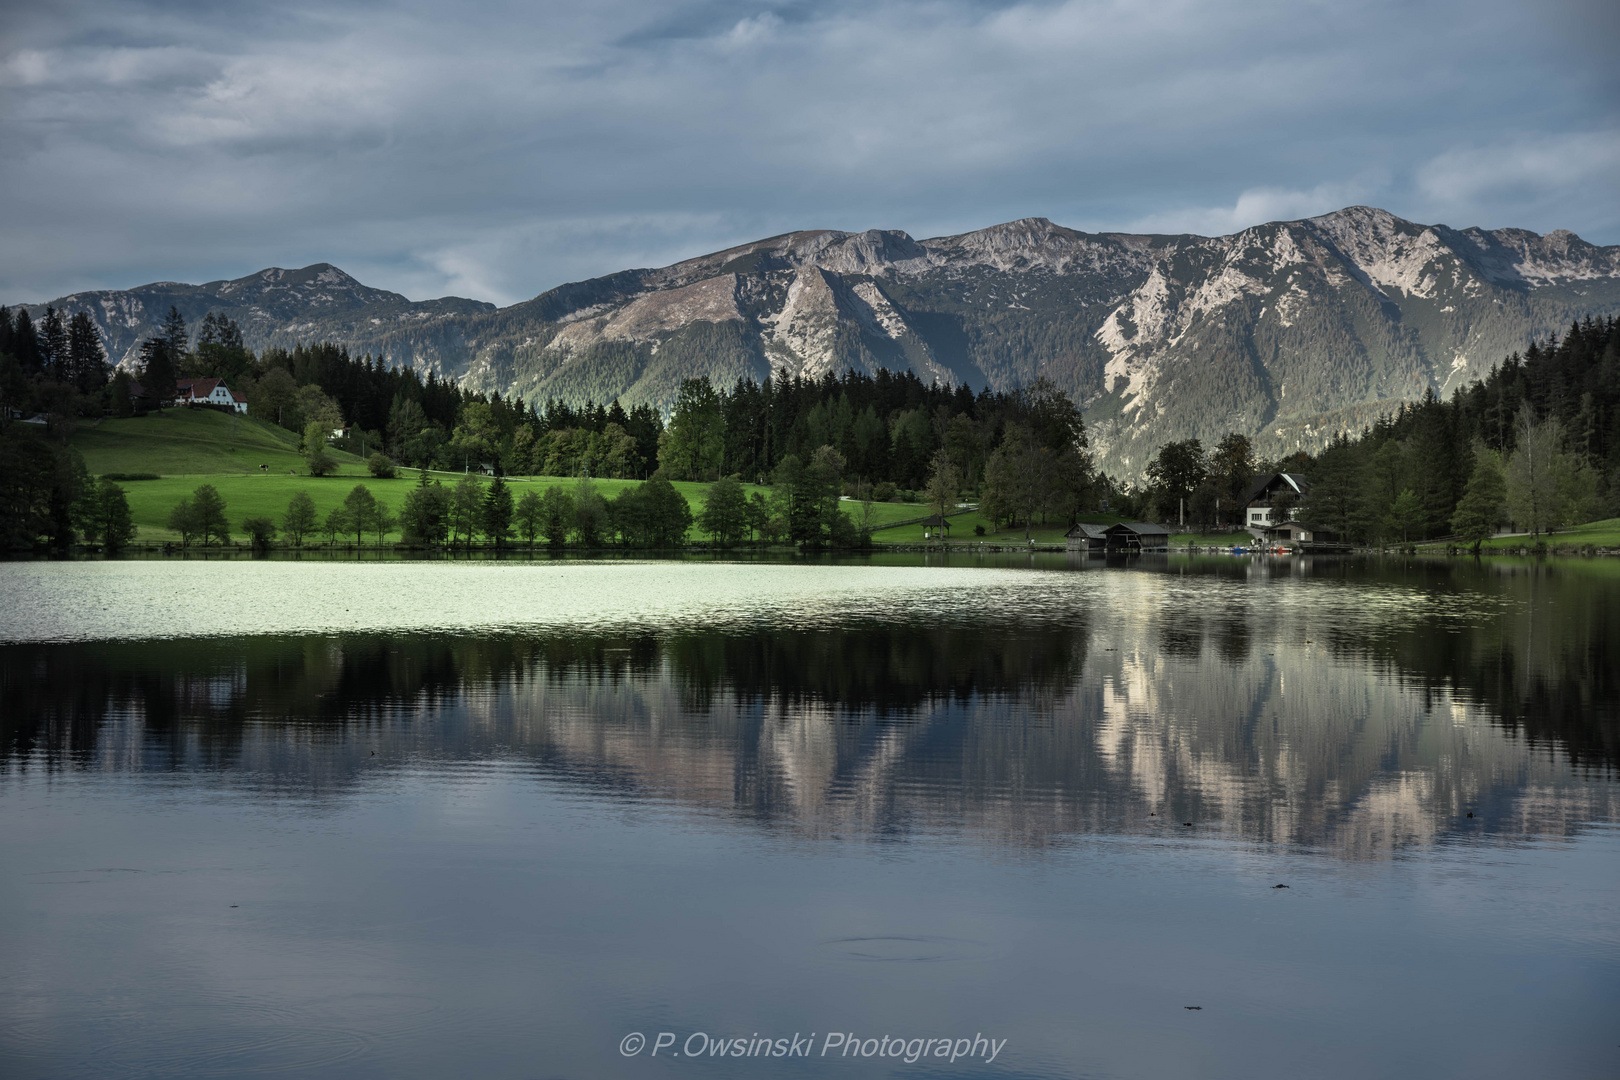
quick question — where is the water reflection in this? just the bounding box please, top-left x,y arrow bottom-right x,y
5,556 -> 1616,858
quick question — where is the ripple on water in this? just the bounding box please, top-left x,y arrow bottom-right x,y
76,991 -> 478,1077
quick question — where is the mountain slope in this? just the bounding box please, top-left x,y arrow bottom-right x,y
16,263 -> 495,370
16,207 -> 1620,475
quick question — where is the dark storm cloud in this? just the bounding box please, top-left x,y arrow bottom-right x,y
3,0 -> 1616,305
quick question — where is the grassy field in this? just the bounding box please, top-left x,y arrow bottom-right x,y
69,412 -> 1283,549
1418,518 -> 1620,552
104,472 -> 797,544
68,411 -> 805,543
72,410 -> 369,478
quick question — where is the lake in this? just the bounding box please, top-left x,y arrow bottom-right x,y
2,554 -> 1617,1079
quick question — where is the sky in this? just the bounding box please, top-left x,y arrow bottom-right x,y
3,0 -> 1617,307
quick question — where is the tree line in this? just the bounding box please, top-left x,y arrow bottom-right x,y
1121,316 -> 1620,545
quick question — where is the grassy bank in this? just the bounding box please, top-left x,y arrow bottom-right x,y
1416,517 -> 1620,553
70,410 -> 938,543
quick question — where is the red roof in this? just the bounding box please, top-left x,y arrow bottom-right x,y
175,378 -> 224,400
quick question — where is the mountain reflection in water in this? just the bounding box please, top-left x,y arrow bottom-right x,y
6,556 -> 1616,859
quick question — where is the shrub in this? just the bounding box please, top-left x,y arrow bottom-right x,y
242,516 -> 277,550
101,472 -> 161,482
872,481 -> 896,502
974,524 -> 986,536
368,452 -> 396,479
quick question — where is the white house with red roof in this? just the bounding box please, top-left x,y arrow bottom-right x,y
173,378 -> 247,413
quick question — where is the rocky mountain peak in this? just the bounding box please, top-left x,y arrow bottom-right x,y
14,207 -> 1618,478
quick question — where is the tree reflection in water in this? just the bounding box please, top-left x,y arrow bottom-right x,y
4,556 -> 1616,856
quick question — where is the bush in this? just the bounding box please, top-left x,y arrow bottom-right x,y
242,516 -> 277,550
974,524 -> 986,536
101,472 -> 161,482
368,452 -> 396,479
872,481 -> 896,503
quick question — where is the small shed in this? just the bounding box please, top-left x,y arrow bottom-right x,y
1065,523 -> 1109,553
1105,522 -> 1171,553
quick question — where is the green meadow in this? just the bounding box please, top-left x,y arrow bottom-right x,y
68,410 -> 914,543
72,409 -> 363,478
70,410 -> 1294,548
1416,517 -> 1620,552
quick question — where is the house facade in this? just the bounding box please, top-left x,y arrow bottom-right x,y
1243,473 -> 1309,537
173,378 -> 248,413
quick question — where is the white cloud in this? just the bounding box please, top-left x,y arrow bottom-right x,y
2,0 -> 1615,304
1415,130 -> 1620,213
1119,182 -> 1378,237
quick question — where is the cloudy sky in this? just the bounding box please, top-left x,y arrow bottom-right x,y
4,0 -> 1616,306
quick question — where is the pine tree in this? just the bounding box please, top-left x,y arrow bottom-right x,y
139,338 -> 179,405
67,313 -> 107,392
12,309 -> 42,376
41,307 -> 69,382
1451,450 -> 1506,551
482,475 -> 513,546
161,306 -> 189,356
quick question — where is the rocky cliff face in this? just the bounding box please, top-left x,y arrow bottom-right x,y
15,263 -> 495,372
18,208 -> 1620,475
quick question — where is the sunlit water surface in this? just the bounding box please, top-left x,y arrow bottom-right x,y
3,555 -> 1618,1079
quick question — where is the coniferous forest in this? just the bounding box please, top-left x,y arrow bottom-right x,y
1,301 -> 1616,551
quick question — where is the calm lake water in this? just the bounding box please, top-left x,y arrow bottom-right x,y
2,555 -> 1617,1079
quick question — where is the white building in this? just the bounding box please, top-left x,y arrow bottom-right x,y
174,378 -> 248,413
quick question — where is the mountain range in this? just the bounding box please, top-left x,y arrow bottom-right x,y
16,206 -> 1620,474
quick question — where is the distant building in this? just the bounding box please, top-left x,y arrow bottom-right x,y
1242,473 -> 1309,536
173,378 -> 248,414
1065,523 -> 1109,553
1104,522 -> 1170,553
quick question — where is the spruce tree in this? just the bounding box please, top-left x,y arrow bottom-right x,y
139,338 -> 179,405
68,313 -> 107,392
482,475 -> 514,546
1451,452 -> 1506,551
41,307 -> 69,382
12,309 -> 42,376
161,306 -> 189,356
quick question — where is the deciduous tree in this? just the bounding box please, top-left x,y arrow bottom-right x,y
88,478 -> 136,552
343,485 -> 377,546
515,488 -> 543,549
699,475 -> 749,546
658,377 -> 724,481
283,491 -> 317,547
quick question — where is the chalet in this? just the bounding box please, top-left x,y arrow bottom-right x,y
173,378 -> 247,413
1065,523 -> 1109,553
1242,473 -> 1309,537
1260,519 -> 1347,549
1104,522 -> 1170,553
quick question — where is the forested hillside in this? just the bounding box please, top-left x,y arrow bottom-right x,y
12,207 -> 1619,478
